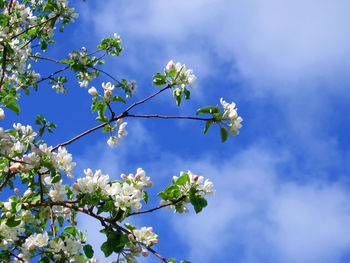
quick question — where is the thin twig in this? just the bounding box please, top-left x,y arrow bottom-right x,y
38,174 -> 44,202
11,15 -> 59,39
127,196 -> 186,217
0,171 -> 13,193
37,65 -> 70,84
23,201 -> 169,262
49,204 -> 56,238
126,114 -> 216,122
29,55 -> 66,64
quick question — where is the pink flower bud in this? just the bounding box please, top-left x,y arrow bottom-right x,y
9,163 -> 20,172
104,90 -> 112,97
121,174 -> 127,180
146,181 -> 153,187
151,239 -> 158,244
142,249 -> 149,257
0,108 -> 5,120
128,234 -> 135,241
117,118 -> 123,125
14,188 -> 20,195
81,46 -> 87,52
193,175 -> 199,181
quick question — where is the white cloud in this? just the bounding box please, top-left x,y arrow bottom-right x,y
81,0 -> 350,96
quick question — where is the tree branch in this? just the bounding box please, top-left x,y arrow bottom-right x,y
126,114 -> 216,122
127,196 -> 186,217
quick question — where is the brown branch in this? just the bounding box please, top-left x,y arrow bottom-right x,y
52,86 -> 171,150
38,174 -> 44,202
7,249 -> 24,262
23,201 -> 169,262
29,55 -> 66,64
126,114 -> 217,122
128,196 -> 186,217
37,65 -> 70,84
11,15 -> 59,39
51,122 -> 107,151
89,66 -> 121,84
123,85 -> 171,114
0,171 -> 13,193
49,204 -> 56,238
146,247 -> 169,263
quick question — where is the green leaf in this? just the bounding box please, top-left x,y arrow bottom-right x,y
101,241 -> 113,257
204,120 -> 213,135
167,69 -> 177,77
6,217 -> 21,227
169,259 -> 176,263
175,94 -> 182,106
157,192 -> 168,200
38,257 -> 50,263
57,216 -> 64,227
220,127 -> 228,142
183,87 -> 190,99
6,102 -> 20,115
15,203 -> 22,213
189,195 -> 208,214
175,173 -> 189,186
51,174 -> 62,184
110,95 -> 126,103
64,226 -> 76,236
153,78 -> 167,87
83,244 -> 94,259
196,106 -> 218,115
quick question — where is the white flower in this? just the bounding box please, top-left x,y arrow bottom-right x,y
107,135 -> 119,148
132,227 -> 158,247
23,232 -> 49,250
49,180 -> 67,201
102,82 -> 115,91
220,98 -> 243,135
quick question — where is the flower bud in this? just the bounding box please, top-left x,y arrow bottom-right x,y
23,189 -> 33,198
81,46 -> 87,52
128,234 -> 135,241
146,181 -> 153,187
88,87 -> 98,96
142,249 -> 149,257
0,108 -> 5,120
9,163 -> 19,172
121,173 -> 127,180
5,212 -> 12,218
14,188 -> 20,195
117,118 -> 123,125
193,175 -> 199,181
104,89 -> 112,97
151,239 -> 158,244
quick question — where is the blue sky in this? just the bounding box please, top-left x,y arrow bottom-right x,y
6,0 -> 350,262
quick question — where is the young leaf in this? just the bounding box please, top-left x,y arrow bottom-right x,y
220,127 -> 228,142
204,120 -> 213,135
83,244 -> 94,259
196,106 -> 217,115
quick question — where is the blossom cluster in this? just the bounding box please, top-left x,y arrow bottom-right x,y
220,98 -> 243,135
72,168 -> 151,211
0,123 -> 76,179
107,122 -> 128,148
165,60 -> 196,88
172,170 -> 215,196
